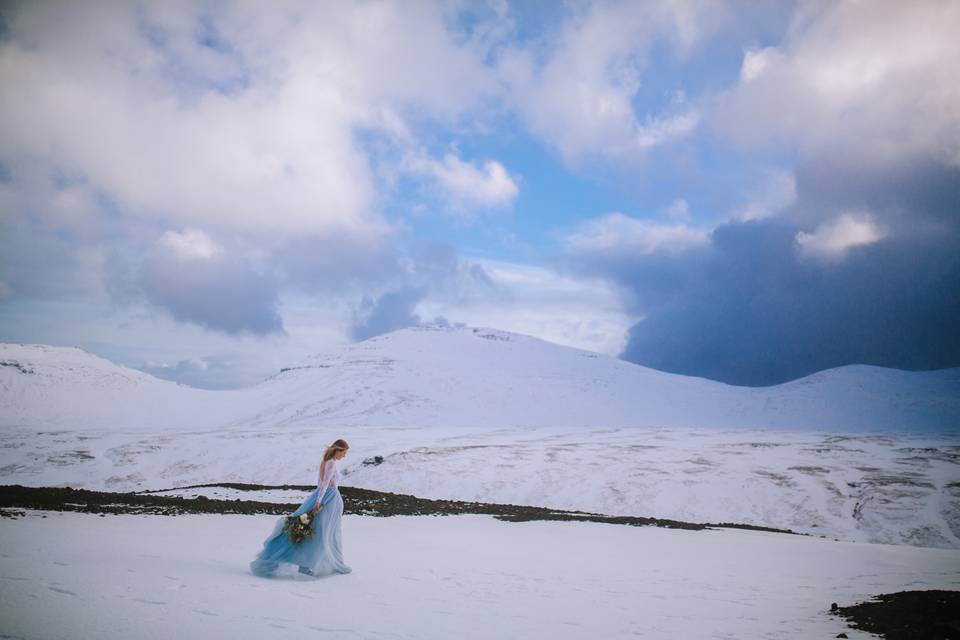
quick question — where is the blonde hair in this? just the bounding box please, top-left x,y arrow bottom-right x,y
322,439 -> 349,464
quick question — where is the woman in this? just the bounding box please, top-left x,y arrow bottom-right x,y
249,439 -> 353,578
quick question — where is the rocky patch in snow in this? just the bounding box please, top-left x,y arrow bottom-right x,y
831,590 -> 960,640
0,483 -> 798,535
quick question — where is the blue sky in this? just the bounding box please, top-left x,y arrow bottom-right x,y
1,0 -> 958,388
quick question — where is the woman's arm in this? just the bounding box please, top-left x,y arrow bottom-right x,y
313,459 -> 336,512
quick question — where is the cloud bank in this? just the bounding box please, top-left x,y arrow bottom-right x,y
1,0 -> 956,388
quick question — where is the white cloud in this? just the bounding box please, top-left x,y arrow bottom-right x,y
406,153 -> 519,213
135,229 -> 283,335
499,1 -> 722,161
636,107 -> 701,150
717,1 -> 960,166
665,199 -> 691,223
734,170 -> 797,222
567,213 -> 710,254
158,229 -> 223,261
739,46 -> 780,82
417,258 -> 635,356
795,212 -> 887,260
0,2 -> 501,236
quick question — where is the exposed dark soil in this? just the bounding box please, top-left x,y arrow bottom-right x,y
0,482 -> 797,534
831,590 -> 960,639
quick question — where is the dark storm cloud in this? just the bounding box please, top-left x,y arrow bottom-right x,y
565,158 -> 960,386
791,156 -> 960,232
627,220 -> 958,385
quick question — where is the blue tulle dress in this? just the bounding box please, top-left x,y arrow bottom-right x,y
250,459 -> 352,579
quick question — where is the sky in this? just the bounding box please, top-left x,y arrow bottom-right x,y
0,0 -> 958,389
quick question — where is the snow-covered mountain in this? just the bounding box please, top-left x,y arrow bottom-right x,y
0,344 -> 234,432
2,326 -> 958,548
3,325 -> 959,432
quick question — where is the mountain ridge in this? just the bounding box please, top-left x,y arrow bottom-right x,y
5,326 -> 959,391
2,325 -> 959,432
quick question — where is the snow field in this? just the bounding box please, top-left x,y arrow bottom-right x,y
1,511 -> 959,640
2,425 -> 957,548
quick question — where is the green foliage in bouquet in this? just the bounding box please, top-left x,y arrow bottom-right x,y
283,511 -> 315,544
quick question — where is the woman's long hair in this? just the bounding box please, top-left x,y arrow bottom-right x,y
322,439 -> 349,464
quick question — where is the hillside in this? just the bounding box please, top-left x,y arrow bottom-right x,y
3,326 -> 958,432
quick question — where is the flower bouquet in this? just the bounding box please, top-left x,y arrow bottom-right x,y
283,511 -> 315,544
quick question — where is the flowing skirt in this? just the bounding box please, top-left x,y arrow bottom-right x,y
249,486 -> 352,578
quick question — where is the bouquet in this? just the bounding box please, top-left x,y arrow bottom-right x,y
283,511 -> 315,544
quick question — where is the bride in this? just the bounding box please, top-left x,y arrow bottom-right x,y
250,439 -> 353,578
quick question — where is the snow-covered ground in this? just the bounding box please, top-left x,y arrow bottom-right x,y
1,511 -> 958,640
2,327 -> 959,548
2,327 -> 958,637
2,425 -> 958,548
